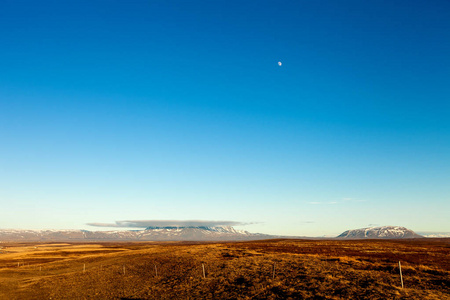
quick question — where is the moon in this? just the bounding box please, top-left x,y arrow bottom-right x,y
278,61 -> 282,66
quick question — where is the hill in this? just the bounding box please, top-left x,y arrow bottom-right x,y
337,226 -> 423,239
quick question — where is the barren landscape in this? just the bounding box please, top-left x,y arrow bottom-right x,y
0,239 -> 448,299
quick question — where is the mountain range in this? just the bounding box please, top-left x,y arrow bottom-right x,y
0,225 -> 428,242
0,226 -> 271,242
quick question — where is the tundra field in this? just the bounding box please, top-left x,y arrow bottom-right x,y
0,239 -> 448,299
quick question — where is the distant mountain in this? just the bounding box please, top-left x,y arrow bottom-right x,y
140,225 -> 258,241
337,226 -> 423,239
418,232 -> 450,238
0,226 -> 272,242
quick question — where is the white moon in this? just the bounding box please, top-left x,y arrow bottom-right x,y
278,61 -> 282,66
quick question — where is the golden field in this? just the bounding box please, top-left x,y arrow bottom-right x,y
0,239 -> 448,299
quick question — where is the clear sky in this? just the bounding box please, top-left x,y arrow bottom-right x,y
0,0 -> 449,236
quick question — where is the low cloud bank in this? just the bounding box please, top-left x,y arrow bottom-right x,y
87,220 -> 250,228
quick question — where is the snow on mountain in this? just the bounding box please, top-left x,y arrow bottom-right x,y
337,226 -> 423,239
418,232 -> 450,238
138,226 -> 255,241
0,226 -> 267,242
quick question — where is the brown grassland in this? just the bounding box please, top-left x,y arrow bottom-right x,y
0,239 -> 448,299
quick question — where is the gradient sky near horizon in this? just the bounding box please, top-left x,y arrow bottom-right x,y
1,0 -> 449,236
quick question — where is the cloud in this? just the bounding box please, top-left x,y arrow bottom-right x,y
87,220 -> 251,228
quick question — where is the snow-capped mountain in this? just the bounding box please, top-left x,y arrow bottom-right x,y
140,225 -> 253,241
337,226 -> 423,239
418,232 -> 450,238
0,226 -> 269,242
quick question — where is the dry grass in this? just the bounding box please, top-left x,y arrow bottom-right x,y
0,239 -> 448,299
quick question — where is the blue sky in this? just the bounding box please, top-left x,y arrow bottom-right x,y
0,0 -> 449,236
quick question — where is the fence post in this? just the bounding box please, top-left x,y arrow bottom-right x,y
202,264 -> 206,278
399,261 -> 404,289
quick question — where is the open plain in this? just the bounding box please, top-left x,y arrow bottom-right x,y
0,239 -> 448,299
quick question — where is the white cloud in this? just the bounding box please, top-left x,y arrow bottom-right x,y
86,220 -> 250,228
